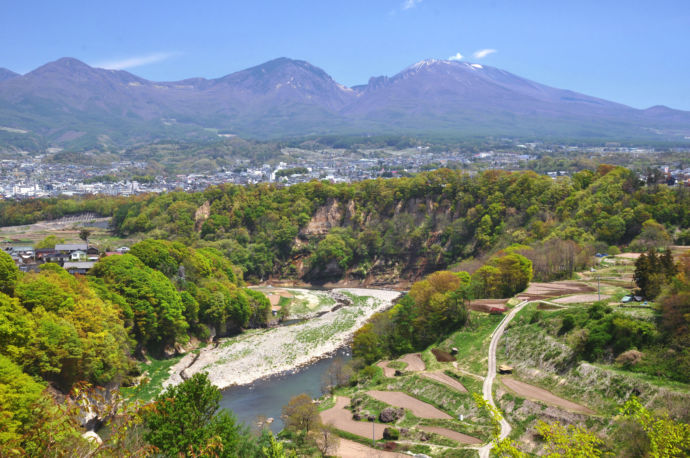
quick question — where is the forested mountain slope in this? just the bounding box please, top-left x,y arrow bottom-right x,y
109,166 -> 689,283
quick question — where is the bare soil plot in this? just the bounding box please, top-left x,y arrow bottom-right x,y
501,377 -> 595,415
366,391 -> 452,419
419,426 -> 482,445
264,289 -> 293,306
470,299 -> 508,313
553,294 -> 610,304
421,371 -> 468,393
600,277 -> 634,288
537,303 -> 566,310
517,281 -> 595,301
321,397 -> 385,440
334,438 -> 407,458
616,252 -> 642,259
398,353 -> 425,371
431,348 -> 456,362
377,361 -> 396,378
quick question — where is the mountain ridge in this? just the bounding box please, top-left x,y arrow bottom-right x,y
0,68 -> 18,82
0,56 -> 688,149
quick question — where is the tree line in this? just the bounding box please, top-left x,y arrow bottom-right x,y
105,166 -> 688,283
353,249 -> 532,363
2,166 -> 687,284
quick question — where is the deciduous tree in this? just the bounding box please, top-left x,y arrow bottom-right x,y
143,372 -> 249,457
282,393 -> 321,438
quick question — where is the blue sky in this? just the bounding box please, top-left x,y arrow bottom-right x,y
2,0 -> 689,110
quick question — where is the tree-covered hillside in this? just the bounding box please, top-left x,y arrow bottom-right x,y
109,166 -> 688,283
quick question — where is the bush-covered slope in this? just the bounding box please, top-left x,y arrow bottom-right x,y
111,166 -> 689,282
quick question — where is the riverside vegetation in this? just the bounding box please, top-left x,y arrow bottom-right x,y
0,165 -> 689,456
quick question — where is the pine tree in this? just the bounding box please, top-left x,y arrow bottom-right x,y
660,250 -> 677,279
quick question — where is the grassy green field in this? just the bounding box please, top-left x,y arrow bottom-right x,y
437,313 -> 503,375
121,355 -> 184,402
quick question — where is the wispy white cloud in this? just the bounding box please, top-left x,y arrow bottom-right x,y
448,52 -> 463,61
473,49 -> 497,59
94,52 -> 177,70
402,0 -> 423,10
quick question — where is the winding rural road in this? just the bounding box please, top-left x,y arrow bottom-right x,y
478,300 -> 530,458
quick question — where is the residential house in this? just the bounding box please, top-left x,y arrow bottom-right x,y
7,246 -> 34,258
55,243 -> 88,253
44,252 -> 70,265
86,246 -> 100,261
35,248 -> 57,261
18,263 -> 41,273
63,261 -> 96,275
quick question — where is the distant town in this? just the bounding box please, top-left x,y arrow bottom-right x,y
1,143 -> 688,199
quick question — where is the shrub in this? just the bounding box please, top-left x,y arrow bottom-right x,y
560,315 -> 576,335
383,427 -> 400,440
615,349 -> 643,368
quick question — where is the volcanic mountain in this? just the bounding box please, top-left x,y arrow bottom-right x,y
0,68 -> 18,82
0,57 -> 688,149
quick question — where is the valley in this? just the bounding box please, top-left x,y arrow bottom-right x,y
0,167 -> 688,457
3,3 -> 689,457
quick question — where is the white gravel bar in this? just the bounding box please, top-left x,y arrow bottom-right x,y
163,288 -> 401,390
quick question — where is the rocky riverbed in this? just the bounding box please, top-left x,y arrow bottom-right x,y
163,288 -> 401,389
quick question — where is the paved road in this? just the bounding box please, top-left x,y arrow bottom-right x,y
478,300 -> 530,458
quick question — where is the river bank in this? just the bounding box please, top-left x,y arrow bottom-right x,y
163,288 -> 401,390
259,278 -> 413,291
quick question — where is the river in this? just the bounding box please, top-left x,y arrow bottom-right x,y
219,346 -> 351,434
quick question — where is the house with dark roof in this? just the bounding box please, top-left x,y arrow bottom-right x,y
35,248 -> 57,260
63,261 -> 96,275
55,243 -> 88,253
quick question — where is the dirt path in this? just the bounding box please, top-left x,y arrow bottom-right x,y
478,299 -> 530,458
501,377 -> 595,415
321,397 -> 385,440
398,353 -> 425,371
451,362 -> 485,381
334,438 -> 407,457
421,371 -> 468,393
419,426 -> 482,445
377,361 -> 396,378
366,391 -> 451,419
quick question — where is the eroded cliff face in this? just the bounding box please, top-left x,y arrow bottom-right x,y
299,198 -> 343,237
284,196 -> 454,287
194,201 -> 211,231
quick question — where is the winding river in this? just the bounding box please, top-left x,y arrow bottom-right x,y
219,347 -> 351,433
162,288 -> 399,433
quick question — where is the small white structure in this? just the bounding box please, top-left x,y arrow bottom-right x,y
70,250 -> 87,261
